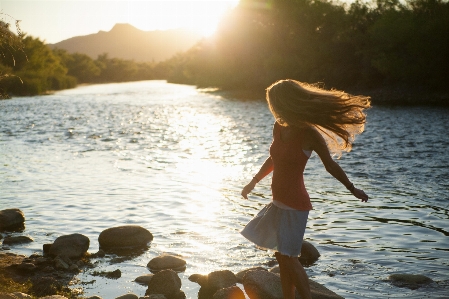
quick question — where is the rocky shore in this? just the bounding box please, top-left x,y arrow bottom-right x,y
0,208 -> 435,299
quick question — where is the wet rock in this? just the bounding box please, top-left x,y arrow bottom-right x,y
39,296 -> 69,299
49,233 -> 90,258
143,295 -> 167,299
43,244 -> 52,254
2,236 -> 33,245
91,269 -> 121,279
236,267 -> 266,283
192,270 -> 237,299
242,270 -> 344,299
212,286 -> 245,299
388,274 -> 433,289
11,293 -> 32,299
135,273 -> 154,285
90,249 -> 105,258
298,240 -> 320,266
99,225 -> 153,249
115,294 -> 139,299
147,255 -> 186,272
86,296 -> 103,299
269,266 -> 280,274
145,269 -> 181,299
242,270 -> 283,299
0,293 -> 20,299
16,262 -> 37,273
0,209 -> 25,231
54,257 -> 69,270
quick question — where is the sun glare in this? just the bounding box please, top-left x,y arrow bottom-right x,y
126,0 -> 240,37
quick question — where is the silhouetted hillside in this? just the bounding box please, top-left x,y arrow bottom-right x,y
48,24 -> 203,62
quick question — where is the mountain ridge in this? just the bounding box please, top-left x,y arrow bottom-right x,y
48,23 -> 203,62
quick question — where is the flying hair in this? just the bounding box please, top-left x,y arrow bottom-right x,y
266,79 -> 371,157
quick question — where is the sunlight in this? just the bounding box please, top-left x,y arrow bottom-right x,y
126,0 -> 240,37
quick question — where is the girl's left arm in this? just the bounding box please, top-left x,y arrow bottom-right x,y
307,128 -> 369,202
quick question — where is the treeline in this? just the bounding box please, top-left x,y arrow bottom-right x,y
161,0 -> 449,95
1,0 -> 448,99
0,36 -> 164,97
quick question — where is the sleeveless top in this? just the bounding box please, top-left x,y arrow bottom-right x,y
269,122 -> 313,211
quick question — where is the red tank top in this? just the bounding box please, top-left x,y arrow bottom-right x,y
269,122 -> 312,210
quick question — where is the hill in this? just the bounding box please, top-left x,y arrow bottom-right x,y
48,23 -> 203,62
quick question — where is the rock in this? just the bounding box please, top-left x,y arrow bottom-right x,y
269,266 -> 280,274
54,257 -> 69,270
0,293 -> 19,299
145,269 -> 181,299
86,296 -> 103,299
298,240 -> 320,266
388,274 -> 433,290
147,255 -> 186,272
98,225 -> 153,249
135,274 -> 154,285
43,244 -> 52,254
16,262 -> 37,273
193,270 -> 238,299
68,264 -> 79,272
0,209 -> 25,231
242,270 -> 283,299
11,293 -> 32,299
242,270 -> 344,299
2,236 -> 33,245
236,267 -> 266,283
39,296 -> 69,299
145,295 -> 167,299
91,249 -> 105,258
49,234 -> 90,258
212,286 -> 245,299
115,294 -> 139,299
91,269 -> 122,279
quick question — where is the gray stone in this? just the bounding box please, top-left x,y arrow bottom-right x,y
242,270 -> 283,299
135,274 -> 154,285
0,209 -> 25,231
242,269 -> 344,299
236,267 -> 266,283
147,255 -> 186,272
146,269 -> 181,298
11,293 -> 32,299
388,274 -> 433,289
298,240 -> 320,265
2,236 -> 33,245
49,233 -> 90,258
212,286 -> 245,299
99,225 -> 153,249
114,294 -> 139,299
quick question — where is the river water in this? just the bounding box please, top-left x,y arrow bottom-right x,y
1,80 -> 448,298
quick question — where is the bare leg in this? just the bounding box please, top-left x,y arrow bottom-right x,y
275,252 -> 295,299
276,253 -> 312,299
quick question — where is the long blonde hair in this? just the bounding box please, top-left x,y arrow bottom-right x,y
266,79 -> 371,156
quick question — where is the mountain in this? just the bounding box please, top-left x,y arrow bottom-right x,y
48,23 -> 203,62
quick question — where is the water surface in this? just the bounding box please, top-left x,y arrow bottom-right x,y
1,81 -> 448,298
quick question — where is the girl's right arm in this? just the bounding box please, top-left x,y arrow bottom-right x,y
241,156 -> 274,199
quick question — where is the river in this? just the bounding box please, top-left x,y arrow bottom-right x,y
1,80 -> 448,298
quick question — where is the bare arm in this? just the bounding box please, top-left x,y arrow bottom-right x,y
306,128 -> 369,202
241,156 -> 274,199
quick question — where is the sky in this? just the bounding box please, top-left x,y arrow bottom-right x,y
0,0 -> 240,44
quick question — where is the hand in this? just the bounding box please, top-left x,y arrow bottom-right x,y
241,182 -> 256,199
352,188 -> 368,202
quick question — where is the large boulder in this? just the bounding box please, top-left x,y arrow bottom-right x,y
0,209 -> 25,231
242,270 -> 343,299
98,225 -> 153,249
299,241 -> 320,266
147,255 -> 186,272
388,274 -> 433,290
236,267 -> 267,283
145,269 -> 182,299
114,294 -> 139,299
242,270 -> 283,299
135,273 -> 154,285
48,233 -> 90,258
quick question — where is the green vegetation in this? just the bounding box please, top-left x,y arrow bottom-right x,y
1,0 -> 448,102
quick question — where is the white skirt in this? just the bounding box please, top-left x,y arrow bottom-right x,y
240,202 -> 309,257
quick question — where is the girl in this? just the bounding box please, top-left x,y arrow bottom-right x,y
241,79 -> 370,299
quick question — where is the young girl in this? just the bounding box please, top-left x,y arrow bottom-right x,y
241,79 -> 370,299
